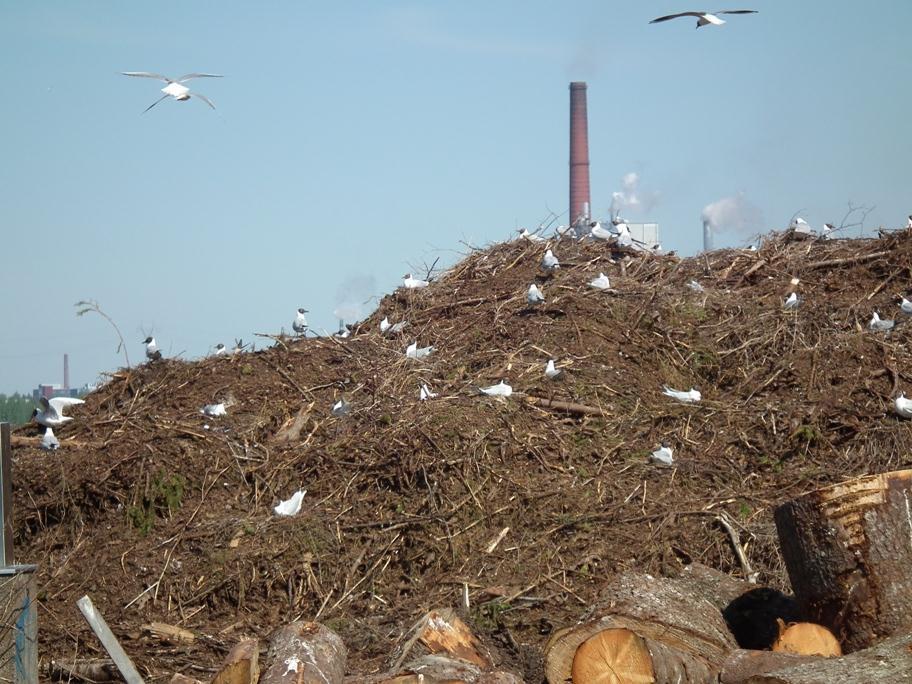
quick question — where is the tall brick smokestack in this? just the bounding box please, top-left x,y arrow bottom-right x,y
569,82 -> 591,226
63,353 -> 69,391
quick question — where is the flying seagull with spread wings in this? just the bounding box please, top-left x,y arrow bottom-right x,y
649,10 -> 758,28
122,72 -> 223,113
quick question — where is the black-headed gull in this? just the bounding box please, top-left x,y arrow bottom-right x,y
662,386 -> 701,403
33,397 -> 85,428
545,360 -> 562,379
821,223 -> 835,240
869,312 -> 895,332
201,402 -> 227,417
331,397 -> 350,416
402,274 -> 430,289
517,228 -> 546,243
40,427 -> 60,451
121,72 -> 222,113
649,10 -> 757,28
899,297 -> 912,315
274,489 -> 306,517
650,442 -> 674,466
292,308 -> 309,335
479,380 -> 513,397
214,343 -> 228,356
541,249 -> 560,272
907,215 -> 912,230
143,336 -> 162,361
419,384 -> 438,401
527,283 -> 545,305
589,273 -> 611,290
784,293 -> 800,310
406,341 -> 433,359
895,393 -> 912,419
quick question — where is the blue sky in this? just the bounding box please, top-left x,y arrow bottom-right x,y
1,1 -> 910,393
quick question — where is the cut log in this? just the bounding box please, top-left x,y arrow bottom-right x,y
771,621 -> 841,657
571,628 -> 654,683
544,570 -> 739,684
211,638 -> 259,684
371,609 -> 521,684
739,632 -> 912,683
46,659 -> 120,682
260,621 -> 346,684
774,468 -> 912,651
720,650 -> 821,684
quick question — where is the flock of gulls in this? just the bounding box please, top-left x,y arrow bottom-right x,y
38,8 -> 907,513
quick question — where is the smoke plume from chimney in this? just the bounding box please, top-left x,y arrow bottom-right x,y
700,193 -> 763,252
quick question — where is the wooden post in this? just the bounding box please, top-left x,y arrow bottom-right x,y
0,423 -> 13,565
77,595 -> 144,684
774,469 -> 912,651
0,565 -> 38,683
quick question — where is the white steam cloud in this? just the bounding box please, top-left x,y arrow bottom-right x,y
608,172 -> 660,218
701,193 -> 764,250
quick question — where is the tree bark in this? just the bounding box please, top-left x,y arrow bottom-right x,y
544,569 -> 740,683
260,622 -> 346,684
774,468 -> 912,651
720,650 -> 820,684
738,632 -> 912,683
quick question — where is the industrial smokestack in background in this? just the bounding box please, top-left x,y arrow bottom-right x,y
569,82 -> 591,225
63,353 -> 69,391
703,219 -> 714,252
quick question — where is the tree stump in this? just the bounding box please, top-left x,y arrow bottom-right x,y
774,468 -> 912,651
260,622 -> 346,684
544,570 -> 740,683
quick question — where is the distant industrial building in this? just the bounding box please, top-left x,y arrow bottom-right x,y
31,353 -> 82,401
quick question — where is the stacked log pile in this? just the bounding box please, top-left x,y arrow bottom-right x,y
543,468 -> 912,683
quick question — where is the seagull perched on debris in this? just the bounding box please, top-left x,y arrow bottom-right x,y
662,386 -> 702,403
590,222 -> 614,241
527,283 -> 545,305
142,336 -> 162,361
899,298 -> 912,315
541,249 -> 560,272
545,360 -> 562,379
33,397 -> 84,428
589,273 -> 611,290
403,273 -> 430,289
784,293 -> 800,310
40,427 -> 60,451
895,393 -> 912,419
292,308 -> 308,335
201,402 -> 227,417
331,397 -> 350,416
274,489 -> 306,517
405,341 -> 434,359
479,380 -> 513,397
214,343 -> 228,356
121,72 -> 222,113
869,312 -> 895,332
907,215 -> 912,230
649,9 -> 757,28
380,317 -> 408,334
419,384 -> 438,401
517,228 -> 546,242
821,223 -> 836,240
650,442 -> 674,466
